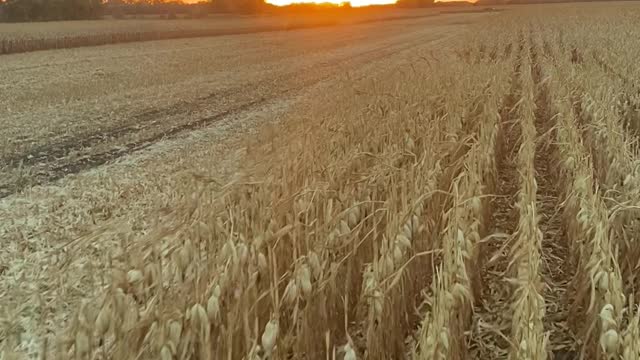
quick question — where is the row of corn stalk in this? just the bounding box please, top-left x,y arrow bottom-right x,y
319,42 -> 520,360
507,40 -> 548,360
546,35 -> 640,315
356,40 -> 515,360
412,124 -> 492,360
356,132 -> 445,360
544,48 -> 632,360
540,24 -> 640,359
578,64 -> 640,302
411,44 -> 515,359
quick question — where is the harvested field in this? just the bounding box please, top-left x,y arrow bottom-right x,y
3,3 -> 640,360
0,7 -> 484,55
0,12 -> 485,199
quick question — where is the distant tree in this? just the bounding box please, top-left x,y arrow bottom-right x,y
211,0 -> 265,13
103,0 -> 208,18
2,0 -> 102,21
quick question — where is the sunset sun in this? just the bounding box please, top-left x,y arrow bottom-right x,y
266,0 -> 398,6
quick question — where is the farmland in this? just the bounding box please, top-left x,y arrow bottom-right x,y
0,7 -> 471,55
3,3 -> 640,360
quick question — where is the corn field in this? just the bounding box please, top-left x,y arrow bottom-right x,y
4,4 -> 640,360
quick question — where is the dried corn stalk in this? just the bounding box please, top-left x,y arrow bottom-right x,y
508,48 -> 548,360
414,67 -> 506,359
549,64 -> 626,360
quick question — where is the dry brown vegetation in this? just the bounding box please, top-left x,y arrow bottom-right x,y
3,3 -> 640,360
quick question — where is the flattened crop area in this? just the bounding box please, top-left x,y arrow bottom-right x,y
5,3 -> 640,360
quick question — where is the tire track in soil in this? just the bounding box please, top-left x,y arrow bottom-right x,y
0,34 -> 452,199
467,34 -> 523,360
530,37 -> 579,360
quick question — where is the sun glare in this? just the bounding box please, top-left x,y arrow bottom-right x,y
266,0 -> 398,7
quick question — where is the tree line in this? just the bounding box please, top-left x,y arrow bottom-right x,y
0,0 -> 247,21
0,0 -> 437,22
1,0 -> 103,22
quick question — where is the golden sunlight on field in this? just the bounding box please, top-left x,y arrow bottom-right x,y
267,0 -> 397,6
